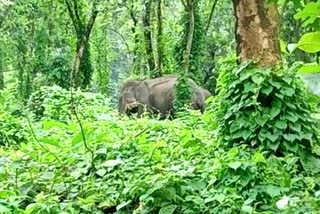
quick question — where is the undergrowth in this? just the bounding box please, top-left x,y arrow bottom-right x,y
0,84 -> 319,213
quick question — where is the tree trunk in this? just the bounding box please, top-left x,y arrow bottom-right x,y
232,0 -> 281,67
155,0 -> 163,76
0,48 -> 4,90
66,0 -> 98,88
205,0 -> 218,34
129,5 -> 140,73
182,0 -> 195,73
142,0 -> 155,72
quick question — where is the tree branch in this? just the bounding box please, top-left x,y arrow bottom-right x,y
183,0 -> 195,73
181,0 -> 187,10
107,28 -> 131,54
205,0 -> 218,34
65,0 -> 80,34
72,2 -> 99,88
72,0 -> 84,30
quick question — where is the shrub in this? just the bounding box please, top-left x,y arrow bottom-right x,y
214,61 -> 320,170
27,85 -> 114,122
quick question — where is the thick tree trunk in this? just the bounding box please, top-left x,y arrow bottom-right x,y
182,0 -> 195,73
142,0 -> 155,72
233,0 -> 281,67
155,0 -> 163,76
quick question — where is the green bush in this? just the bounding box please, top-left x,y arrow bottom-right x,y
0,88 -> 29,147
27,85 -> 114,122
214,61 -> 320,162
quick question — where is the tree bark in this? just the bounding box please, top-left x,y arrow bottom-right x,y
205,0 -> 218,34
155,0 -> 163,76
66,0 -> 98,88
142,0 -> 155,72
0,48 -> 4,90
182,0 -> 195,73
129,3 -> 140,73
72,8 -> 98,88
232,0 -> 281,67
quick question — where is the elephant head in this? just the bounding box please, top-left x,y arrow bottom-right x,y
117,80 -> 141,115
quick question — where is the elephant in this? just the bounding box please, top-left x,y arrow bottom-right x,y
200,88 -> 212,100
117,75 -> 206,118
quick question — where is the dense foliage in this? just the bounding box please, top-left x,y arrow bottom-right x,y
1,89 -> 320,213
1,0 -> 320,213
215,61 -> 320,158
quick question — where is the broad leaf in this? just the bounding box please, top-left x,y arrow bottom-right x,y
294,2 -> 320,26
275,121 -> 287,130
298,64 -> 320,74
296,32 -> 320,53
228,161 -> 242,170
159,205 -> 177,214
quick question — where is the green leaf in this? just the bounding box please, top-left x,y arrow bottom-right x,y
241,205 -> 254,213
230,122 -> 241,133
270,107 -> 281,120
280,39 -> 288,54
244,82 -> 255,93
252,74 -> 264,84
159,205 -> 177,214
298,64 -> 320,74
275,121 -> 287,130
286,102 -> 297,110
269,79 -> 281,89
253,152 -> 266,163
228,161 -> 242,170
96,168 -> 107,177
231,130 -> 243,139
286,114 -> 299,123
40,171 -> 54,180
289,123 -> 301,132
242,129 -> 251,140
240,71 -> 251,81
261,85 -> 273,95
294,2 -> 320,26
213,193 -> 226,203
116,200 -> 132,211
299,151 -> 320,173
101,159 -> 123,168
296,32 -> 320,53
42,120 -> 68,129
266,132 -> 279,142
268,141 -> 280,151
300,133 -> 313,142
265,185 -> 281,197
72,132 -> 84,145
256,114 -> 269,127
284,141 -> 299,153
38,137 -> 60,147
280,87 -> 295,97
282,76 -> 293,85
283,134 -> 297,142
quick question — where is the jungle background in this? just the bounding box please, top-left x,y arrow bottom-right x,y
1,0 -> 320,213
